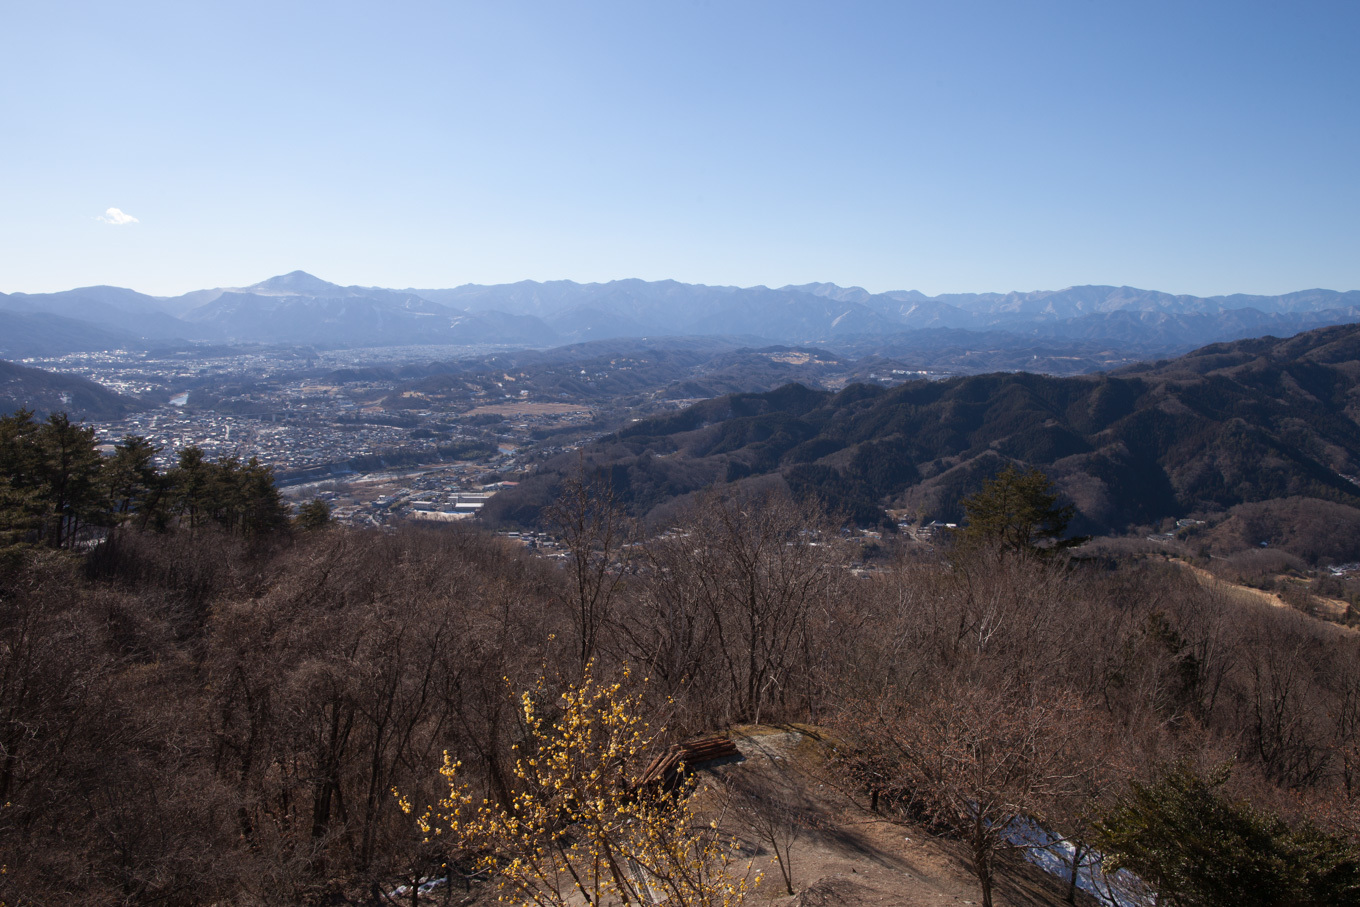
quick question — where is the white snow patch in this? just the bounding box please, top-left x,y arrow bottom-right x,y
1006,817 -> 1153,907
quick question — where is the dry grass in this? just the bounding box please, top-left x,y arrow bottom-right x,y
1170,558 -> 1354,628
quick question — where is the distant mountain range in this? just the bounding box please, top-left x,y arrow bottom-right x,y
482,322 -> 1360,533
3,271 -> 1359,361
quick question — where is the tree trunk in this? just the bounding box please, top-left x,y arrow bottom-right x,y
1066,840 -> 1086,903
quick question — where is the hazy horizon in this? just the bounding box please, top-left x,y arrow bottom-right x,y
7,269 -> 1360,302
4,1 -> 1358,298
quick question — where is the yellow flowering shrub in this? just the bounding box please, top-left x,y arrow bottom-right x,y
398,663 -> 756,906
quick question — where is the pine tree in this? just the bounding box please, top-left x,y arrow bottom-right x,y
101,435 -> 162,526
294,498 -> 333,531
0,411 -> 43,554
1096,762 -> 1360,906
958,465 -> 1084,554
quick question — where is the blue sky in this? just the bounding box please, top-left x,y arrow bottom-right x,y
2,1 -> 1357,296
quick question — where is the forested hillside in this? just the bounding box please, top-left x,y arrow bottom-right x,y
7,466 -> 1360,905
484,323 -> 1360,535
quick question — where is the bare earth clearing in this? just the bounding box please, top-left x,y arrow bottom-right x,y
701,727 -> 1093,907
1170,558 -> 1353,627
443,726 -> 1095,906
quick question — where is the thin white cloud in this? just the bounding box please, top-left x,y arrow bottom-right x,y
97,207 -> 139,225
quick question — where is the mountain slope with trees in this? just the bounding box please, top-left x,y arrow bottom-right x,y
0,359 -> 144,419
7,467 -> 1360,904
483,323 -> 1360,534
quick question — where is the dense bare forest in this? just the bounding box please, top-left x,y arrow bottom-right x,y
6,431 -> 1360,905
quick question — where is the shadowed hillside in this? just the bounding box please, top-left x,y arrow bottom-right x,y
0,359 -> 143,419
483,323 -> 1360,532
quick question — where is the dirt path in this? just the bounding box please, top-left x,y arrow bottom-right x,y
693,726 -> 1093,907
440,726 -> 1095,906
1169,558 -> 1353,628
1174,559 -> 1290,608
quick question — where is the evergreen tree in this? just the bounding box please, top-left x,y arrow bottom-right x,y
958,464 -> 1084,554
101,435 -> 163,527
0,475 -> 42,560
167,448 -> 290,537
168,446 -> 212,531
0,410 -> 41,484
31,414 -> 104,548
235,456 -> 290,537
2,414 -> 293,549
1097,762 -> 1360,906
294,498 -> 333,531
0,411 -> 43,553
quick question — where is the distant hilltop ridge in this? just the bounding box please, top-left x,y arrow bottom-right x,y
2,271 -> 1359,357
481,320 -> 1360,534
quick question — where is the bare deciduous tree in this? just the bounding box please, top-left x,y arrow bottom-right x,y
852,675 -> 1094,907
544,464 -> 632,675
627,487 -> 843,726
